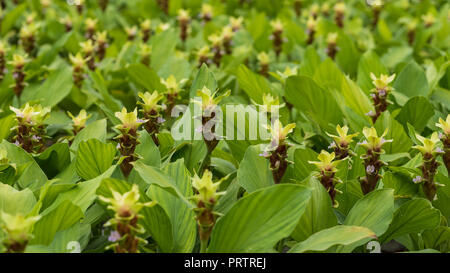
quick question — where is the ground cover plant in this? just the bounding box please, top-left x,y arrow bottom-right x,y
0,0 -> 449,254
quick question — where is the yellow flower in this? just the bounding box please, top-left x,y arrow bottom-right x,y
413,132 -> 442,156
310,4 -> 320,15
191,169 -> 226,205
208,34 -> 222,47
308,150 -> 340,172
197,45 -> 212,59
160,75 -> 187,95
9,54 -> 29,68
276,66 -> 298,80
270,19 -> 284,32
221,26 -> 234,40
230,16 -> 243,30
359,127 -> 392,151
10,103 -> 50,125
138,91 -> 164,113
156,23 -> 170,33
422,12 -> 436,26
80,40 -> 94,54
125,26 -> 138,37
140,19 -> 151,30
19,23 -> 38,39
334,2 -> 346,14
177,9 -> 190,21
95,31 -> 108,44
114,108 -> 147,131
98,184 -> 156,219
201,3 -> 213,17
85,18 -> 97,30
436,115 -> 450,135
192,86 -> 230,111
321,3 -> 330,13
257,52 -> 270,65
370,73 -> 395,90
268,119 -> 296,143
326,32 -> 338,45
69,52 -> 88,68
252,93 -> 285,113
306,16 -> 317,30
68,109 -> 91,129
326,125 -> 359,147
0,212 -> 40,244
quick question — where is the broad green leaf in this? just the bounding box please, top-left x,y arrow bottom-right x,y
21,66 -> 73,107
75,139 -> 116,181
291,176 -> 338,242
382,172 -> 419,199
135,131 -> 161,167
374,113 -> 413,154
147,159 -> 196,253
393,61 -> 429,98
285,76 -> 342,132
133,161 -> 193,208
32,200 -> 84,245
380,198 -> 441,243
237,145 -> 274,193
71,119 -> 107,155
0,140 -> 47,191
0,114 -> 16,142
293,148 -> 318,181
35,143 -> 70,179
395,96 -> 435,133
0,183 -> 36,215
289,225 -> 376,253
337,189 -> 394,252
127,63 -> 165,92
189,64 -> 217,98
235,64 -> 271,104
207,184 -> 312,253
357,51 -> 388,93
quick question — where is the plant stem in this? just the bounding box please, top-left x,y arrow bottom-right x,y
200,239 -> 208,253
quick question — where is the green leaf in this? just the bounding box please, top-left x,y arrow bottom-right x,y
0,183 -> 36,215
380,198 -> 441,243
291,176 -> 338,242
395,96 -> 435,133
70,119 -> 107,158
285,76 -> 343,132
235,64 -> 271,104
32,200 -> 84,245
336,189 -> 394,252
189,64 -> 217,98
0,140 -> 47,191
357,51 -> 388,93
133,161 -> 193,208
127,64 -> 165,92
393,61 -> 429,98
382,172 -> 419,199
293,148 -> 318,181
207,184 -> 312,253
35,143 -> 70,179
135,131 -> 161,167
374,113 -> 413,154
0,114 -> 16,142
289,225 -> 376,253
147,159 -> 196,252
75,139 -> 116,180
21,66 -> 73,107
237,145 -> 274,193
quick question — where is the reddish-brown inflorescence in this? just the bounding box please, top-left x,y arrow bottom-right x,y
9,54 -> 28,97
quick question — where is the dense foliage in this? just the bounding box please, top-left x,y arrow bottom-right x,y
0,0 -> 449,253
